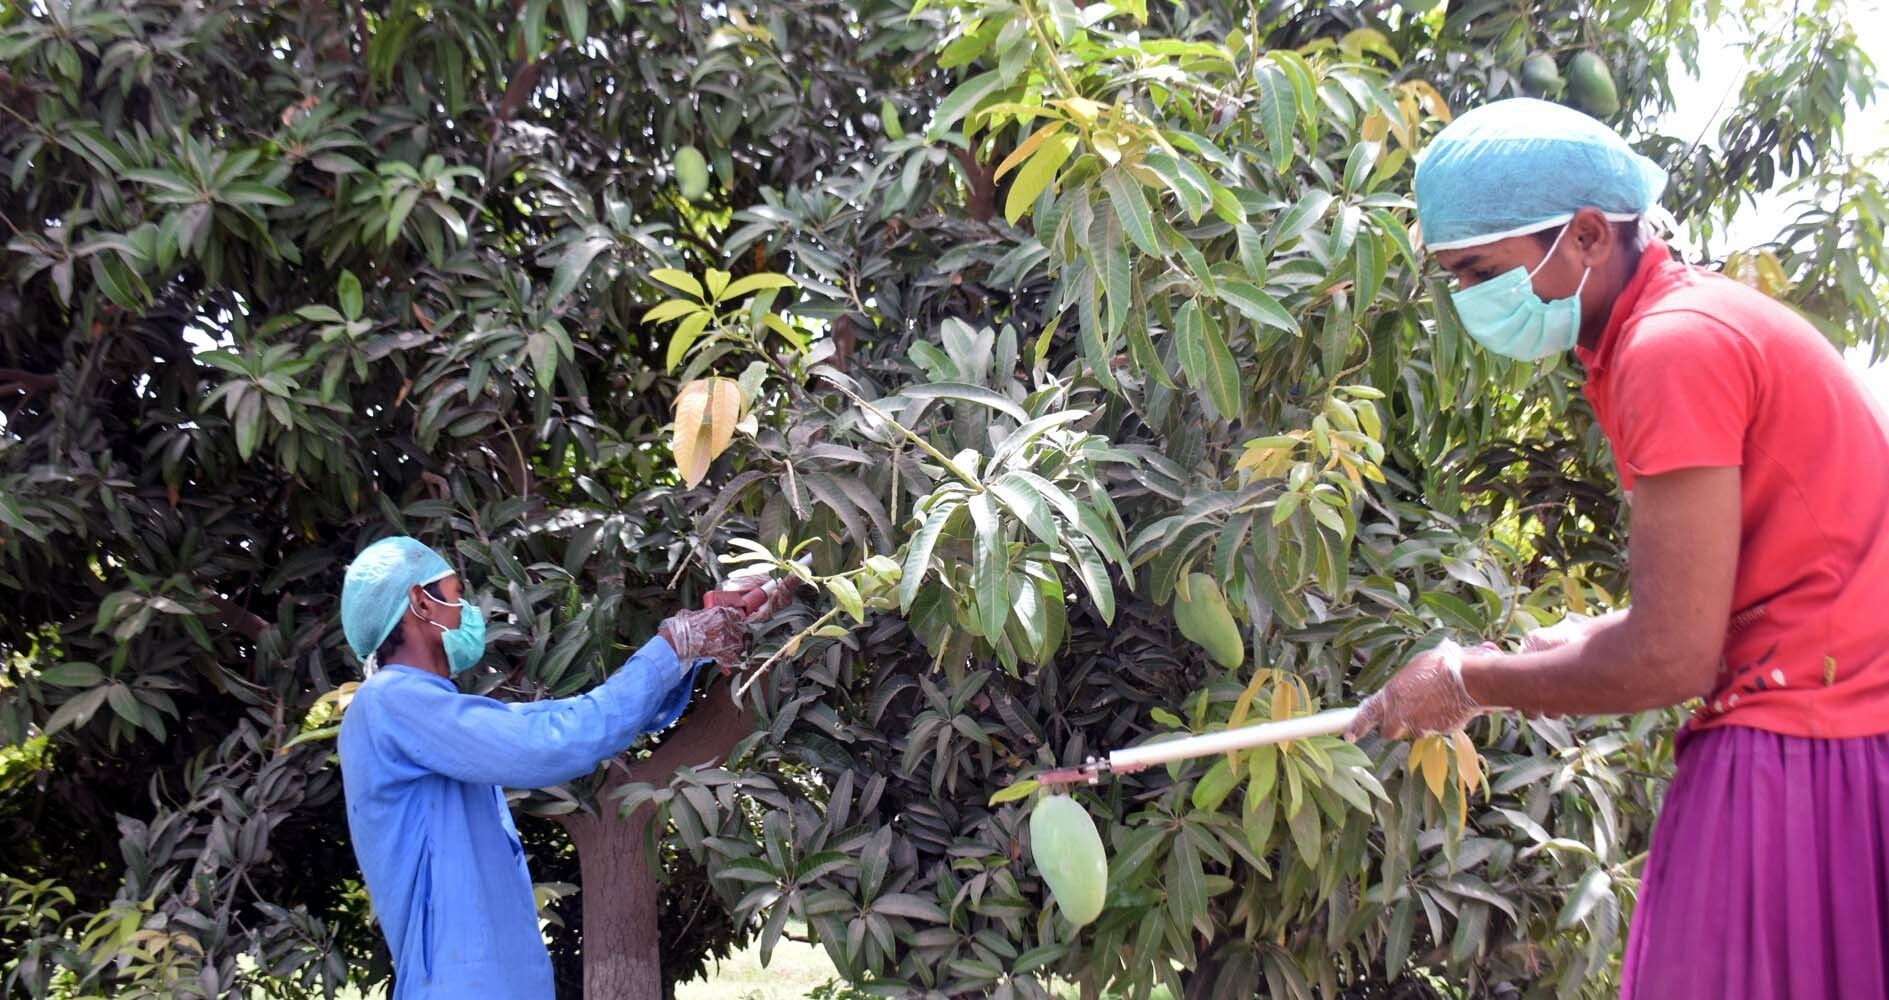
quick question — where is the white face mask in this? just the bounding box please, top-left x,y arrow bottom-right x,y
1447,226 -> 1591,361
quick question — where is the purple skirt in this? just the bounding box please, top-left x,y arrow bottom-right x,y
1620,725 -> 1889,999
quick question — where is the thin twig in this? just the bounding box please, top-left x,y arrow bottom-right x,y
815,372 -> 985,491
1019,0 -> 1084,101
732,606 -> 842,700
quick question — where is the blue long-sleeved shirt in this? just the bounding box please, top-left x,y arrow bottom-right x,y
338,637 -> 696,999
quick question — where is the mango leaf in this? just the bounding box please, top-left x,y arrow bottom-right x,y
1103,170 -> 1160,256
233,392 -> 262,460
1176,301 -> 1240,418
995,122 -> 1067,181
826,576 -> 866,623
900,500 -> 956,612
1191,758 -> 1240,812
337,270 -> 363,322
1004,130 -> 1079,224
1064,534 -> 1115,625
871,894 -> 947,923
1287,792 -> 1321,865
650,268 -> 705,299
989,474 -> 1055,545
927,69 -> 1003,138
38,662 -> 105,687
1413,736 -> 1449,801
1215,280 -> 1299,334
1557,868 -> 1612,930
641,299 -> 702,324
44,687 -> 109,736
559,0 -> 587,44
1254,65 -> 1297,172
719,272 -> 796,301
969,493 -> 1010,640
549,234 -> 614,307
384,187 -> 419,245
665,311 -> 714,373
988,779 -> 1039,806
1451,729 -> 1482,796
671,378 -> 743,487
900,382 -> 1030,422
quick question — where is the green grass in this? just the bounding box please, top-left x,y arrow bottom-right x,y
674,931 -> 845,1000
227,931 -> 1176,1000
672,928 -> 1176,1000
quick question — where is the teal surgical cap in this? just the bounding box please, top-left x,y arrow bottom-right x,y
1414,98 -> 1668,252
341,536 -> 454,667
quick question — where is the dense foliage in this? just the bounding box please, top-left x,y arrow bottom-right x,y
1,0 -> 1881,997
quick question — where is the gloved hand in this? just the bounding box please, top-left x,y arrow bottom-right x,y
703,572 -> 801,621
657,606 -> 748,676
1344,639 -> 1484,741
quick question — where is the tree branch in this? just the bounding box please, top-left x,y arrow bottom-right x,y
491,40 -> 570,133
492,56 -> 549,128
952,146 -> 997,223
614,684 -> 754,791
0,368 -> 58,398
205,592 -> 269,641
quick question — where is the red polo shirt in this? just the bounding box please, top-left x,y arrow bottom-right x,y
1578,241 -> 1889,738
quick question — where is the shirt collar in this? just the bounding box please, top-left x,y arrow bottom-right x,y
1576,238 -> 1674,375
376,663 -> 456,689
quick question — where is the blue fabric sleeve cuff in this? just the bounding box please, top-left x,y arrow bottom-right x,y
637,638 -> 702,732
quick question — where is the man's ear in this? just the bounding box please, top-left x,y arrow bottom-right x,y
1569,207 -> 1616,264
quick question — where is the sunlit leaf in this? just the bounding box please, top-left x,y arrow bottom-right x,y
671,377 -> 744,487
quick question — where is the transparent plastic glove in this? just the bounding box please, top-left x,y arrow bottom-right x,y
1517,613 -> 1596,653
657,606 -> 748,677
1345,639 -> 1483,741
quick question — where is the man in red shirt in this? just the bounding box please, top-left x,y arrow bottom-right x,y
1346,98 -> 1889,998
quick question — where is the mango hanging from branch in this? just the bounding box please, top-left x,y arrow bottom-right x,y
1028,794 -> 1108,928
1567,51 -> 1620,117
1173,572 -> 1244,668
1519,52 -> 1564,97
673,145 -> 710,201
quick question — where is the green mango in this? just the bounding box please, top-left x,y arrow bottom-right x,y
1030,795 -> 1108,927
1173,573 -> 1244,668
673,145 -> 710,201
1519,53 -> 1563,97
1567,51 -> 1620,117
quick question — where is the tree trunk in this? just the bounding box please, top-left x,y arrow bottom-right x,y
562,808 -> 664,1000
557,683 -> 754,1000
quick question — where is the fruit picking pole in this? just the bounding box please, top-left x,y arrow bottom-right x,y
1036,707 -> 1361,787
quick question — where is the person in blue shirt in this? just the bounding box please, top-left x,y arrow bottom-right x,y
336,536 -> 779,999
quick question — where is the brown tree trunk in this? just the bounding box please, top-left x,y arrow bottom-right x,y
556,683 -> 754,1000
953,147 -> 998,223
562,808 -> 664,1000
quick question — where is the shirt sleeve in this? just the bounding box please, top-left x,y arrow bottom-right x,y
1609,310 -> 1757,478
377,637 -> 699,788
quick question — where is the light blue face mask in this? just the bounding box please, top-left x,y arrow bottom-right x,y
417,589 -> 486,675
1447,226 -> 1590,361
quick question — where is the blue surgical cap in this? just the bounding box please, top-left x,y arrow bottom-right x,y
341,536 -> 454,666
1414,98 -> 1668,251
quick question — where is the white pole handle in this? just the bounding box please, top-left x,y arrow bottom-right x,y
1105,708 -> 1361,773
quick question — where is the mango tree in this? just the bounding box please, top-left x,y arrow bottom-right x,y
2,0 -> 1884,998
637,1 -> 1884,998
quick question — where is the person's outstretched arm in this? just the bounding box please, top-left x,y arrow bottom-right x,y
374,636 -> 704,789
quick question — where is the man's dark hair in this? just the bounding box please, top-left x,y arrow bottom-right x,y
1531,218 -> 1647,253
